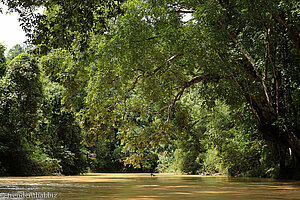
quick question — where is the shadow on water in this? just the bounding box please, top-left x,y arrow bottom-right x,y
0,173 -> 300,199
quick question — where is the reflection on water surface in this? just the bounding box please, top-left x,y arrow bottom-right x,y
0,173 -> 299,199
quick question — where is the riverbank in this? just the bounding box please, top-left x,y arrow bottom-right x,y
0,172 -> 225,182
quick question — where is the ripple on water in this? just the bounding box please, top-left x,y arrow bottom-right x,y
0,174 -> 299,200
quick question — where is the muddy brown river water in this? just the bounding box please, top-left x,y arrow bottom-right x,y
0,173 -> 299,199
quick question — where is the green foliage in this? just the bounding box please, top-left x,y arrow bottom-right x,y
80,0 -> 299,177
2,0 -> 124,53
39,48 -> 88,111
0,43 -> 6,78
0,50 -> 88,175
1,0 -> 299,178
31,147 -> 62,175
0,53 -> 42,175
6,44 -> 26,62
39,0 -> 123,50
88,139 -> 123,172
202,149 -> 223,174
37,79 -> 88,175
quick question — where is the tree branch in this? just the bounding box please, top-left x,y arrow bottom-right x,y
218,21 -> 262,79
219,21 -> 275,115
127,54 -> 184,93
127,73 -> 144,92
160,74 -> 227,114
192,113 -> 213,126
132,36 -> 159,43
266,27 -> 279,116
275,15 -> 300,57
174,9 -> 195,14
148,53 -> 184,77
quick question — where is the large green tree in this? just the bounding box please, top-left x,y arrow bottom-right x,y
81,0 -> 299,178
0,53 -> 42,175
0,0 -> 126,175
2,0 -> 299,178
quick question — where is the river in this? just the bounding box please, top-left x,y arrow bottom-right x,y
0,173 -> 299,199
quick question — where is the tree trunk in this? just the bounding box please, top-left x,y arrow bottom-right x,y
287,131 -> 300,179
259,122 -> 300,179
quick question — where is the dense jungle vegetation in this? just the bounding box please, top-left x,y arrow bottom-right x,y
0,0 -> 299,179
